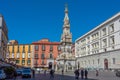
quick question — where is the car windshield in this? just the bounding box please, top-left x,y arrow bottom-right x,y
23,70 -> 30,73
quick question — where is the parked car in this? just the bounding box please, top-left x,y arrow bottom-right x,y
115,69 -> 120,77
16,69 -> 22,76
22,69 -> 32,78
0,69 -> 6,80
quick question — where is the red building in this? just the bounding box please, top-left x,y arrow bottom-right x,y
32,39 -> 61,70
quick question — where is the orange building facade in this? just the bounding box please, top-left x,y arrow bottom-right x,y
32,39 -> 61,70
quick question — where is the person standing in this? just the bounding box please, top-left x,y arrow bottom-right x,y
81,69 -> 84,79
96,70 -> 99,76
84,69 -> 88,79
49,69 -> 55,80
74,69 -> 80,80
62,69 -> 64,75
32,69 -> 35,78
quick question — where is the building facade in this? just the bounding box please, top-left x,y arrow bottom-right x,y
0,14 -> 8,61
8,40 -> 34,68
56,5 -> 75,72
75,12 -> 120,70
32,39 -> 61,70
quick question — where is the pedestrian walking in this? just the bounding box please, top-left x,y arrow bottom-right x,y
62,69 -> 64,75
84,69 -> 88,79
74,69 -> 79,80
49,69 -> 55,80
81,69 -> 84,79
32,69 -> 35,78
96,70 -> 99,76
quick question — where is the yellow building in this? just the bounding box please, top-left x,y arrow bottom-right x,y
7,41 -> 33,68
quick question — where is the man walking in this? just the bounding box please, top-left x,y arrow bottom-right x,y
74,69 -> 79,80
84,69 -> 88,79
49,69 -> 55,80
81,69 -> 84,79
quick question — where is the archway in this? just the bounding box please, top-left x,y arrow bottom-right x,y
104,59 -> 108,70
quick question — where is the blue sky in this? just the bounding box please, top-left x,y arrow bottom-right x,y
0,0 -> 120,44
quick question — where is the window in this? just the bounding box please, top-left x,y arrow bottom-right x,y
27,60 -> 31,64
50,45 -> 53,51
35,45 -> 39,51
102,39 -> 107,47
109,24 -> 114,33
28,53 -> 31,58
42,45 -> 45,51
102,28 -> 106,36
22,60 -> 25,64
113,58 -> 116,64
22,53 -> 25,58
12,53 -> 14,58
17,53 -> 20,58
50,54 -> 53,59
16,60 -> 19,64
41,60 -> 44,65
35,54 -> 38,58
41,53 -> 45,59
110,36 -> 115,45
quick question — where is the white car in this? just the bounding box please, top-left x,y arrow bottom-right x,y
0,69 -> 6,80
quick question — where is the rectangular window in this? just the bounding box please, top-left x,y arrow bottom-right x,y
42,45 -> 45,51
12,53 -> 14,58
109,24 -> 114,33
103,39 -> 107,47
22,60 -> 25,64
41,60 -> 44,65
102,28 -> 106,36
35,54 -> 38,58
27,60 -> 31,64
41,53 -> 45,59
35,45 -> 39,51
17,53 -> 20,58
50,54 -> 53,59
113,58 -> 116,64
16,60 -> 19,64
28,53 -> 31,58
110,36 -> 115,45
22,53 -> 25,58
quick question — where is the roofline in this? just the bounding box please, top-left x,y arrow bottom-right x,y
75,12 -> 120,42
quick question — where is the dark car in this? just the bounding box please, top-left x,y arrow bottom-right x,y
22,69 -> 32,78
16,69 -> 22,76
115,69 -> 120,77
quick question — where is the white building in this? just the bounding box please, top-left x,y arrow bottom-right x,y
75,12 -> 120,70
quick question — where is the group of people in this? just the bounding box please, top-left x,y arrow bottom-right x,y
74,69 -> 88,80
